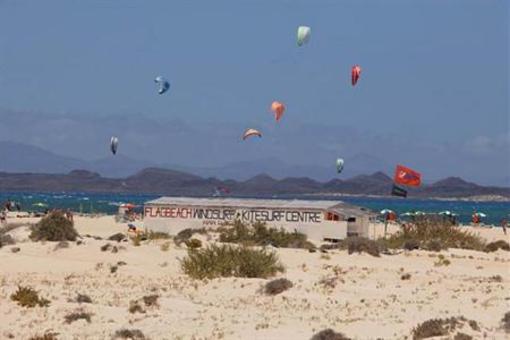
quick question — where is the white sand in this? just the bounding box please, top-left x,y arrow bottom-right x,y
1,216 -> 509,339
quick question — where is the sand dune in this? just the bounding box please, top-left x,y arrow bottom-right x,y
1,216 -> 509,339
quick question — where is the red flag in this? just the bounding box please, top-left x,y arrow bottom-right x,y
394,164 -> 421,187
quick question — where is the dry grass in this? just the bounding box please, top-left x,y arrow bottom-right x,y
10,286 -> 50,308
185,238 -> 202,249
64,311 -> 92,324
29,332 -> 59,340
113,329 -> 146,340
108,233 -> 126,242
310,328 -> 351,340
412,317 -> 479,340
264,278 -> 293,295
346,237 -> 381,257
75,293 -> 92,304
30,211 -> 78,242
383,220 -> 485,252
502,311 -> 510,333
484,240 -> 510,252
219,221 -> 315,249
181,244 -> 284,279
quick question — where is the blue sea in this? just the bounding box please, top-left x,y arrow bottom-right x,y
1,192 -> 508,226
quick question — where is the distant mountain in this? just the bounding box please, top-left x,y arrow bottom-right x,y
0,167 -> 508,199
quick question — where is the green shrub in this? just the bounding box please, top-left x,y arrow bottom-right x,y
219,221 -> 315,249
310,328 -> 351,340
11,286 -> 50,308
30,211 -> 78,242
346,237 -> 380,257
64,311 -> 92,324
384,220 -> 485,252
484,240 -> 510,252
403,239 -> 420,251
181,244 -> 284,279
264,278 -> 293,295
185,238 -> 202,249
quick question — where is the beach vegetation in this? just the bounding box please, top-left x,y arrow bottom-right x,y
382,220 -> 485,252
108,233 -> 126,242
502,311 -> 510,333
113,329 -> 146,340
412,316 -> 478,340
146,230 -> 171,240
434,254 -> 451,267
75,293 -> 92,304
346,237 -> 380,257
484,240 -> 510,252
181,244 -> 284,279
100,243 -> 112,251
174,227 -> 207,246
29,332 -> 59,340
185,238 -> 202,249
219,221 -> 315,249
160,241 -> 171,251
142,294 -> 159,307
128,300 -> 145,314
401,273 -> 411,280
264,278 -> 293,295
11,286 -> 50,308
310,328 -> 351,340
0,234 -> 16,248
64,311 -> 92,324
30,211 -> 78,242
453,333 -> 473,340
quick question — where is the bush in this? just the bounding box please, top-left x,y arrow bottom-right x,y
174,228 -> 206,245
113,329 -> 146,340
264,278 -> 293,295
403,239 -> 420,251
100,243 -> 112,252
64,311 -> 92,324
11,286 -> 50,308
346,237 -> 380,257
384,220 -> 485,252
484,240 -> 510,252
128,300 -> 145,314
454,333 -> 473,340
412,317 -> 478,340
185,238 -> 202,249
401,273 -> 411,280
181,244 -> 284,279
219,221 -> 315,249
310,328 -> 351,340
108,233 -> 126,242
30,211 -> 78,242
502,311 -> 510,333
29,332 -> 59,340
75,293 -> 92,304
0,234 -> 16,248
146,230 -> 171,240
142,294 -> 159,307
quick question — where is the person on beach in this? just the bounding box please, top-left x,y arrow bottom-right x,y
501,219 -> 507,235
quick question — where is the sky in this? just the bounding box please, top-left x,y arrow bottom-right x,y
0,0 -> 508,185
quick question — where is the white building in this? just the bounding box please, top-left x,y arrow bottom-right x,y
143,197 -> 373,241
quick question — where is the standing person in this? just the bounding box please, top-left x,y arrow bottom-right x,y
501,218 -> 507,235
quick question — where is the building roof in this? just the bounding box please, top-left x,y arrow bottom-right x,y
145,197 -> 373,217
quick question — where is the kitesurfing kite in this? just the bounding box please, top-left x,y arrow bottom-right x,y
110,136 -> 119,155
270,101 -> 285,122
242,128 -> 262,140
351,65 -> 361,86
336,158 -> 344,173
394,164 -> 422,187
154,76 -> 170,95
297,26 -> 311,47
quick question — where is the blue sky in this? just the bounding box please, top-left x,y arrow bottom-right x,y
0,0 -> 508,185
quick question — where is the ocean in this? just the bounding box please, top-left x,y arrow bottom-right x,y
1,192 -> 508,226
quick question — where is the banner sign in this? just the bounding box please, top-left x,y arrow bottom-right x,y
144,206 -> 323,224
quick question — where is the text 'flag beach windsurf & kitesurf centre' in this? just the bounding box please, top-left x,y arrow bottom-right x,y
143,197 -> 374,241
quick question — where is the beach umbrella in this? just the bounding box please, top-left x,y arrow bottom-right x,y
475,212 -> 487,218
33,202 -> 48,207
439,211 -> 452,216
380,209 -> 394,215
401,212 -> 415,216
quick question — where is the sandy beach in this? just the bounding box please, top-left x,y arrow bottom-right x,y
1,215 -> 509,339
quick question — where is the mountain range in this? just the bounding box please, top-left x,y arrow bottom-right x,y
0,167 -> 508,199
